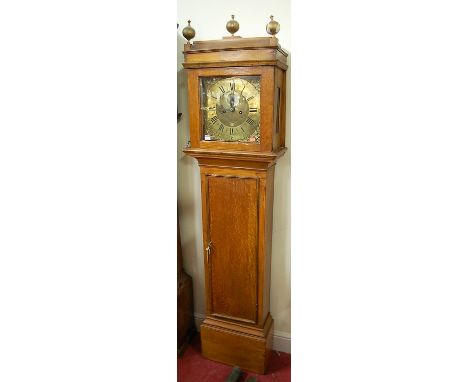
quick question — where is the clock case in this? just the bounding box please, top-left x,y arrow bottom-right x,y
183,36 -> 288,374
184,36 -> 287,152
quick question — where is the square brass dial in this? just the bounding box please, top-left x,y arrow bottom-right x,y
200,76 -> 261,143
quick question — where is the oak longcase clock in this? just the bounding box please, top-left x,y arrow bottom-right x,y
182,16 -> 288,374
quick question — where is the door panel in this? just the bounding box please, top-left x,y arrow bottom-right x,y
207,175 -> 258,323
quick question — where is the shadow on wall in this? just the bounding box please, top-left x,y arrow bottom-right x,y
177,31 -> 206,316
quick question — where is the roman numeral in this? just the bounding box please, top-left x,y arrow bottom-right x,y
208,106 -> 216,111
219,124 -> 224,132
210,116 -> 218,124
230,82 -> 235,91
219,86 -> 225,93
240,127 -> 245,132
249,107 -> 258,113
246,117 -> 255,125
210,95 -> 217,99
247,96 -> 255,101
230,128 -> 234,135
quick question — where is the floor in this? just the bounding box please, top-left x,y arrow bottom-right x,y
177,333 -> 291,382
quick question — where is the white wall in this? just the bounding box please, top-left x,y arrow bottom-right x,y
177,0 -> 291,337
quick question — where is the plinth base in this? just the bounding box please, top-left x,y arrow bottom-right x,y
200,314 -> 274,374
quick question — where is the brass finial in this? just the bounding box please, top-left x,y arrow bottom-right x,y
226,15 -> 239,36
266,15 -> 280,36
182,20 -> 195,43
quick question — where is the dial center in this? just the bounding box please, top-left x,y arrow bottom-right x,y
217,92 -> 249,127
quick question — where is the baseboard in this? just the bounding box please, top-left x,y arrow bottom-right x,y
193,313 -> 290,354
194,312 -> 205,331
271,330 -> 291,354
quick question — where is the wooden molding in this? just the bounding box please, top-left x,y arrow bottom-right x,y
193,312 -> 290,354
186,36 -> 286,55
182,36 -> 288,70
183,147 -> 287,167
201,314 -> 274,374
183,147 -> 286,157
183,60 -> 288,70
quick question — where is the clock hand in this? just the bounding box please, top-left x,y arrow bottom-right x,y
230,94 -> 235,111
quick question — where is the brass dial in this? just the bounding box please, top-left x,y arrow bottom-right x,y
201,76 -> 260,143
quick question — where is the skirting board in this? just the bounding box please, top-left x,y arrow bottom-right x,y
193,313 -> 291,354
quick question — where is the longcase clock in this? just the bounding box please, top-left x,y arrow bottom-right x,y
181,16 -> 288,374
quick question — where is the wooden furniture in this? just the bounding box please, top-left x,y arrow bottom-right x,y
177,217 -> 195,355
182,30 -> 288,374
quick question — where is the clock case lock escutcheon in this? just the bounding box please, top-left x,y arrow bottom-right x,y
205,241 -> 212,262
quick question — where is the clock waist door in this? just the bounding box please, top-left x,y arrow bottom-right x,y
207,174 -> 258,324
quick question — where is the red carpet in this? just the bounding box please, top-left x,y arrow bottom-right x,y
177,333 -> 291,382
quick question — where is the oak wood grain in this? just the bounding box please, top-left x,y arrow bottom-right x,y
197,162 -> 277,330
188,36 -> 284,51
184,65 -> 285,153
183,34 -> 288,374
185,49 -> 276,64
207,175 -> 258,323
200,313 -> 274,374
183,60 -> 288,71
262,166 -> 275,325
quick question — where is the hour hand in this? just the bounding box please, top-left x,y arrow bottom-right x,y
217,104 -> 227,113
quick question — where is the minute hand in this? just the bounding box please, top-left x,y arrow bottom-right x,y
230,94 -> 235,109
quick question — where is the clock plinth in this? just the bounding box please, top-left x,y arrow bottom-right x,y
182,31 -> 288,374
201,314 -> 274,374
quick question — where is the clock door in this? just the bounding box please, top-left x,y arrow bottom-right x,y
206,175 -> 258,324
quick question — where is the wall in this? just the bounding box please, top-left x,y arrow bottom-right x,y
177,0 -> 291,345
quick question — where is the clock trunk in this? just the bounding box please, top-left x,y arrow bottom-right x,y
197,161 -> 277,374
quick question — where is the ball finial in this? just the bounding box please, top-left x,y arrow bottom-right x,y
226,15 -> 239,36
182,20 -> 195,43
266,15 -> 280,36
